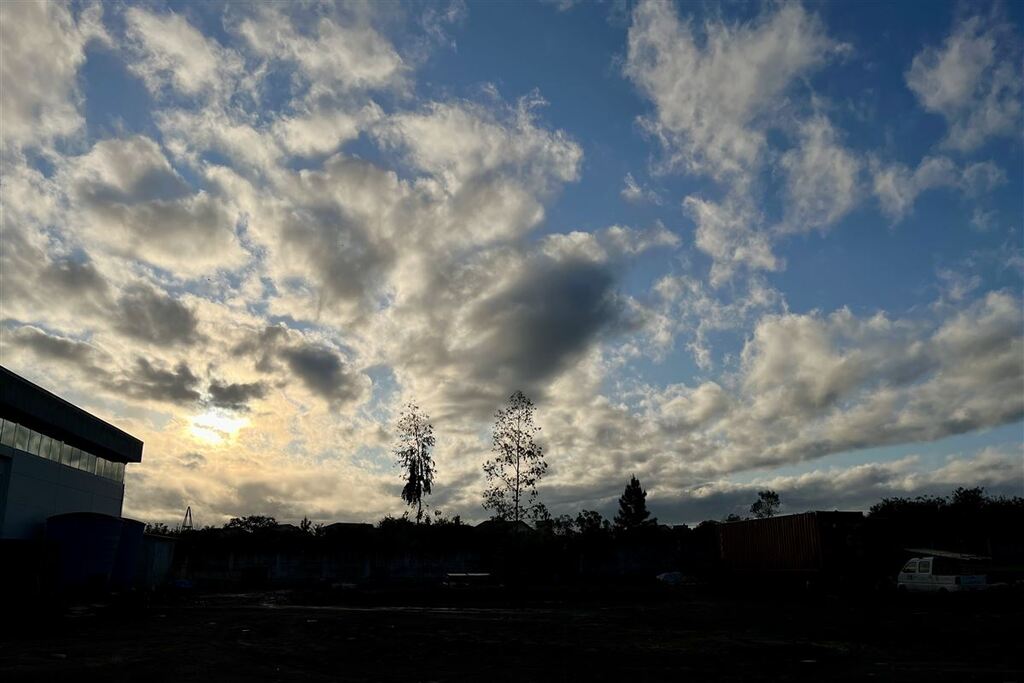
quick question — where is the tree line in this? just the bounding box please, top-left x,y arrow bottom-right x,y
391,390 -> 782,532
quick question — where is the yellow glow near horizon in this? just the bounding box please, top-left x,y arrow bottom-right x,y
188,410 -> 248,445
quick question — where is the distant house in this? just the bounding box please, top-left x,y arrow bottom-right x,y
0,366 -> 143,539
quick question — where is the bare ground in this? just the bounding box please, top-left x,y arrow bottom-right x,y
1,587 -> 1021,682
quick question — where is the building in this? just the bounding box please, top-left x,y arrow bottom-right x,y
0,366 -> 143,539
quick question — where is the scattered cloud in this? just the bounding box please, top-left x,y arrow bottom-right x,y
0,1 -> 1018,527
620,172 -> 662,205
625,1 -> 843,181
906,12 -> 1022,151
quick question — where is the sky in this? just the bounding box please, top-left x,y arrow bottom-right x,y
0,0 -> 1021,527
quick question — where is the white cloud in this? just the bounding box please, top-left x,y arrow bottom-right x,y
625,0 -> 842,180
871,155 -> 1007,222
66,136 -> 248,277
236,4 -> 407,98
779,115 -> 862,233
0,1 -> 106,151
906,13 -> 1022,151
620,172 -> 662,204
684,194 -> 781,287
125,8 -> 243,100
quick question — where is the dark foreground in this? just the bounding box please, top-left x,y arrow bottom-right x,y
1,587 -> 1021,682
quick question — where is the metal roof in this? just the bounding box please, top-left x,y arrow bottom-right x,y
0,366 -> 143,463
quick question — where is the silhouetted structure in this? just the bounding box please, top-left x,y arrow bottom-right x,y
0,366 -> 143,538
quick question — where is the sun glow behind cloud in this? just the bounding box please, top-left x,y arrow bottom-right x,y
188,409 -> 248,445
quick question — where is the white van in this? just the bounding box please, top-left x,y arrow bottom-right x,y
897,556 -> 988,592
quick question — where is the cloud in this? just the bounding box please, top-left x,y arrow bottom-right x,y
625,1 -> 842,180
374,93 -> 582,244
280,344 -> 369,407
115,358 -> 202,406
650,446 -> 1024,523
235,4 -> 407,98
461,256 -> 624,387
620,172 -> 662,204
1,324 -> 103,365
0,1 -> 105,151
871,156 -> 1007,222
779,116 -> 862,233
207,380 -> 268,411
67,136 -> 248,277
652,274 -> 786,368
125,7 -> 243,100
906,13 -> 1022,151
114,286 -> 199,347
684,194 -> 780,287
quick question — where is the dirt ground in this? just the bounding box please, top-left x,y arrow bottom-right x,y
1,587 -> 1021,682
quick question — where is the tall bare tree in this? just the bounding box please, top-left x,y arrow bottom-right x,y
394,403 -> 436,523
482,390 -> 547,523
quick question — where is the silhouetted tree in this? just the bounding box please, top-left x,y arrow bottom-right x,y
723,513 -> 743,522
394,403 -> 436,523
750,490 -> 780,519
224,515 -> 277,532
482,390 -> 548,523
428,509 -> 463,526
951,486 -> 986,509
614,475 -> 657,530
145,522 -> 172,535
299,516 -> 313,534
575,509 -> 610,535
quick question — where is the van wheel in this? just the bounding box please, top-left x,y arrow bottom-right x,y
897,584 -> 907,593
937,587 -> 948,594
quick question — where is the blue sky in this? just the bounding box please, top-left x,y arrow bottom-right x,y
1,0 -> 1021,525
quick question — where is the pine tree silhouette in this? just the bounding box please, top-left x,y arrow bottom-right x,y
614,475 -> 657,530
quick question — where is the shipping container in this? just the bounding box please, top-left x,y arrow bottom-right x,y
718,511 -> 865,577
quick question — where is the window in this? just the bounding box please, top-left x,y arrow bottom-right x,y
0,419 -> 125,482
918,560 -> 931,575
49,439 -> 64,461
0,419 -> 15,447
902,561 -> 917,574
13,424 -> 30,452
27,429 -> 42,456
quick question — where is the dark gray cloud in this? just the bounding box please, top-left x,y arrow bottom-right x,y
114,285 -> 199,346
2,323 -> 103,364
281,343 -> 366,405
116,358 -> 202,405
41,255 -> 110,297
232,324 -> 367,406
465,257 -> 624,387
208,379 -> 267,411
232,325 -> 290,372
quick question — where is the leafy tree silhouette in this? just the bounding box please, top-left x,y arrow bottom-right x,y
575,509 -> 610,535
394,403 -> 437,523
749,490 -> 780,519
614,475 -> 657,530
482,390 -> 547,523
224,515 -> 277,532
